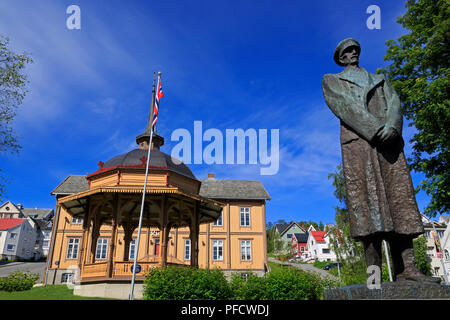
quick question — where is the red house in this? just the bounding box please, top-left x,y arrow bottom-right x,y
291,233 -> 309,257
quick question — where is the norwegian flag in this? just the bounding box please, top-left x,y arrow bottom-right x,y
152,78 -> 163,131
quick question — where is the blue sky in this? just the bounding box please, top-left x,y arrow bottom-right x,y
0,0 -> 436,225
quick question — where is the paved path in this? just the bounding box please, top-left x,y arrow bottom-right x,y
0,262 -> 46,282
268,258 -> 339,281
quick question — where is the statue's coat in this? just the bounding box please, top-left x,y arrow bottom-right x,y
322,66 -> 423,239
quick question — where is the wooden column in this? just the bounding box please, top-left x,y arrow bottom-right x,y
78,199 -> 91,270
159,196 -> 169,267
226,202 -> 231,269
89,213 -> 103,264
122,217 -> 136,262
107,196 -> 120,278
189,201 -> 199,268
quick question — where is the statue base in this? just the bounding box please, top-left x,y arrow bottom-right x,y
324,281 -> 450,300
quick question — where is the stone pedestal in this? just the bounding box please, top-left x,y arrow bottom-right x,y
324,281 -> 450,300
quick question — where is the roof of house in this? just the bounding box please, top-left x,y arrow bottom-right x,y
293,233 -> 309,243
0,218 -> 26,231
33,218 -> 52,231
198,179 -> 270,200
21,208 -> 53,220
275,223 -> 290,234
51,175 -> 271,202
275,221 -> 305,235
51,175 -> 89,195
311,231 -> 326,243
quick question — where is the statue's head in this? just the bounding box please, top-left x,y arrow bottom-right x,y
334,38 -> 361,67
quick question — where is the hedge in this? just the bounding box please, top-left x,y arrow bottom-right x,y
0,271 -> 40,292
143,265 -> 338,300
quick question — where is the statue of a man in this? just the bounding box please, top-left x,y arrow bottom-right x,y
322,38 -> 439,283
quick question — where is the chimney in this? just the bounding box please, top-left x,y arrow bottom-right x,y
208,173 -> 215,179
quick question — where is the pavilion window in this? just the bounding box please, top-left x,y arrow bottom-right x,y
213,211 -> 223,226
212,240 -> 223,261
71,218 -> 83,224
240,240 -> 251,261
129,239 -> 136,260
95,238 -> 108,260
66,238 -> 79,259
184,239 -> 191,261
240,207 -> 250,227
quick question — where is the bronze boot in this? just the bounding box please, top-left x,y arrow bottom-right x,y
390,238 -> 441,283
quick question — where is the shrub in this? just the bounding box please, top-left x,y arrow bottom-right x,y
230,268 -> 338,300
0,271 -> 40,292
143,266 -> 232,300
144,266 -> 338,300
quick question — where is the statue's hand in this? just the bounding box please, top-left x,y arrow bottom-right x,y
377,125 -> 398,143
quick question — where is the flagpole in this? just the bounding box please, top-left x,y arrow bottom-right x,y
129,72 -> 161,300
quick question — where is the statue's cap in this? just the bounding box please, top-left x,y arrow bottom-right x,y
333,38 -> 361,66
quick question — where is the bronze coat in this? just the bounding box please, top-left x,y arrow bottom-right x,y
322,67 -> 423,240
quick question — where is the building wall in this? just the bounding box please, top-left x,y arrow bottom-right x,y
280,224 -> 304,246
1,221 -> 37,260
47,198 -> 267,283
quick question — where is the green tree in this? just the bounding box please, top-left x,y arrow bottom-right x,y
266,223 -> 283,254
0,35 -> 33,200
327,164 -> 364,267
413,235 -> 432,276
378,0 -> 450,217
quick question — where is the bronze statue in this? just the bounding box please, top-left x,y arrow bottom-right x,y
322,38 -> 439,283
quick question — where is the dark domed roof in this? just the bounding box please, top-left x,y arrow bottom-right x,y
101,149 -> 196,180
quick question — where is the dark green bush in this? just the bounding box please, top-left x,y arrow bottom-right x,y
143,266 -> 338,300
143,266 -> 232,300
0,271 -> 40,292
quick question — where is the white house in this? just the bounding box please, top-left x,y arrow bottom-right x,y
0,217 -> 40,261
306,230 -> 337,262
421,214 -> 447,279
438,215 -> 450,281
0,201 -> 54,259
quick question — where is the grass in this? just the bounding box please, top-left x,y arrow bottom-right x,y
267,261 -> 293,273
0,285 -> 118,300
313,261 -> 334,269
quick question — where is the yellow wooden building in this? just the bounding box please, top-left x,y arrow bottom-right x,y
45,121 -> 270,299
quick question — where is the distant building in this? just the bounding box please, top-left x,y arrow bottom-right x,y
274,221 -> 306,253
421,214 -> 448,279
0,201 -> 54,259
439,215 -> 450,280
291,232 -> 308,258
306,230 -> 337,262
0,217 -> 39,261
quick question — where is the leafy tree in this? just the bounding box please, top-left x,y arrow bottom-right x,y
327,164 -> 364,264
378,0 -> 450,217
0,34 -> 33,200
266,224 -> 284,254
413,235 -> 432,276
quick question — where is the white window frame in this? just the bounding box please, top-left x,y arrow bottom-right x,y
6,244 -> 15,252
71,217 -> 83,224
240,240 -> 252,261
43,240 -> 50,248
240,207 -> 251,227
66,238 -> 80,259
129,239 -> 136,260
10,233 -> 17,239
212,211 -> 223,226
184,239 -> 191,261
95,238 -> 108,260
212,240 -> 224,261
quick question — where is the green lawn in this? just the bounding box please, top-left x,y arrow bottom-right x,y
267,261 -> 293,273
0,285 -> 118,300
